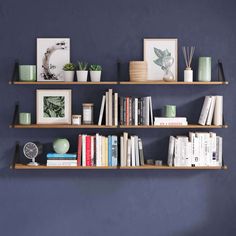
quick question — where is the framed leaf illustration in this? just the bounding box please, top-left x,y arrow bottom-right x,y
36,90 -> 72,124
144,38 -> 178,81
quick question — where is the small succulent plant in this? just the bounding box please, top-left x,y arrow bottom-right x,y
63,63 -> 75,71
90,64 -> 102,71
77,61 -> 88,71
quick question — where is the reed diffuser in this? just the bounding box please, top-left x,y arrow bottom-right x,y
182,46 -> 195,82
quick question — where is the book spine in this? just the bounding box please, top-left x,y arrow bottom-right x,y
111,136 -> 118,166
77,135 -> 82,166
95,134 -> 100,166
138,98 -> 141,125
131,136 -> 136,166
105,137 -> 108,166
91,136 -> 94,166
108,136 -> 112,166
120,136 -> 124,166
140,98 -> 144,125
149,96 -> 153,126
213,96 -> 223,126
114,93 -> 118,126
127,139 -> 131,166
129,97 -> 132,125
198,96 -> 212,125
105,91 -> 109,126
135,136 -> 140,166
82,135 -> 86,166
167,136 -> 175,166
98,95 -> 106,125
47,153 -> 77,158
101,136 -> 106,166
108,89 -> 113,126
206,96 -> 216,125
120,97 -> 124,125
138,138 -> 145,166
126,97 -> 129,126
134,98 -> 138,126
123,97 -> 126,126
86,136 -> 91,166
144,97 -> 150,126
123,132 -> 128,166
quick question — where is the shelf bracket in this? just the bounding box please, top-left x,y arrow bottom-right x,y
11,142 -> 20,169
217,60 -> 226,82
11,60 -> 19,84
11,102 -> 19,128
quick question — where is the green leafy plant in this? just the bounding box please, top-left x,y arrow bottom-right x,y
90,64 -> 102,71
63,63 -> 75,71
77,61 -> 88,71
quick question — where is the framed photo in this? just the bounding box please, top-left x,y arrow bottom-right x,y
144,38 -> 178,81
37,38 -> 70,81
36,90 -> 72,124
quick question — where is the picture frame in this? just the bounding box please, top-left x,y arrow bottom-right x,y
36,89 -> 72,124
144,38 -> 178,81
37,38 -> 70,82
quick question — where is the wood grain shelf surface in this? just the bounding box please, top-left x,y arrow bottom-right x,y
13,164 -> 227,170
9,81 -> 228,85
10,124 -> 228,129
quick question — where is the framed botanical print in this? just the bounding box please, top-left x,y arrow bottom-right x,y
37,38 -> 70,81
144,38 -> 178,81
36,90 -> 72,124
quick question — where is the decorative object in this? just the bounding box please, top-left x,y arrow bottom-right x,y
164,105 -> 176,118
76,61 -> 88,82
23,142 -> 43,166
19,65 -> 36,81
82,103 -> 94,124
155,160 -> 163,166
19,112 -> 31,125
129,61 -> 147,82
53,138 -> 70,154
89,64 -> 102,82
37,38 -> 70,81
36,89 -> 72,124
146,159 -> 154,165
182,46 -> 195,82
198,57 -> 211,82
63,63 -> 75,82
72,115 -> 82,125
144,38 -> 178,81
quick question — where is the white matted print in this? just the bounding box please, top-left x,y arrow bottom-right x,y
37,90 -> 72,124
37,38 -> 70,81
144,39 -> 178,81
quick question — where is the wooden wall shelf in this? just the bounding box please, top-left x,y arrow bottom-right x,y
13,164 -> 227,170
9,81 -> 229,85
9,124 -> 228,129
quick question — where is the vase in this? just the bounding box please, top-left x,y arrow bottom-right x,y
198,57 -> 211,82
53,138 -> 70,154
19,65 -> 36,81
164,105 -> 176,118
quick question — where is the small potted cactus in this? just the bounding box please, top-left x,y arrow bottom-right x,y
63,63 -> 75,82
90,64 -> 102,82
76,62 -> 88,82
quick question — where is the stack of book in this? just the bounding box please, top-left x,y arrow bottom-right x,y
198,95 -> 223,125
77,134 -> 118,166
119,96 -> 153,126
168,132 -> 222,167
46,153 -> 77,166
98,89 -> 118,126
120,132 -> 145,166
154,117 -> 188,126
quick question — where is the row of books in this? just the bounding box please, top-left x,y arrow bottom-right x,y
168,132 -> 222,167
46,153 -> 77,166
198,96 -> 223,125
120,132 -> 145,166
98,89 -> 118,126
119,96 -> 153,126
154,117 -> 188,126
77,134 -> 118,166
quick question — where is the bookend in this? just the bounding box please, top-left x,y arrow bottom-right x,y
117,60 -> 121,83
11,60 -> 19,83
11,142 -> 20,169
217,60 -> 226,82
11,102 -> 19,128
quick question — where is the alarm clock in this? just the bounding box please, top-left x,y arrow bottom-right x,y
23,142 -> 43,166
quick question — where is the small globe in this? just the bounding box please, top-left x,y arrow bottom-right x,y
53,138 -> 70,154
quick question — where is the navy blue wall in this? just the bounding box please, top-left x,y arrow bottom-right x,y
1,0 -> 236,235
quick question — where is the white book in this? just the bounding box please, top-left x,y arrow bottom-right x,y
149,96 -> 154,126
213,96 -> 223,126
189,132 -> 199,166
108,89 -> 113,126
206,96 -> 216,125
216,136 -> 223,166
167,136 -> 175,166
209,132 -> 217,166
135,136 -> 140,166
101,136 -> 106,166
82,135 -> 86,166
105,91 -> 109,126
47,160 -> 77,166
120,136 -> 124,167
134,98 -> 138,126
114,93 -> 118,126
154,117 -> 188,126
123,132 -> 128,166
127,139 -> 131,166
98,95 -> 106,125
144,97 -> 150,126
178,136 -> 189,166
196,132 -> 210,166
198,96 -> 213,125
174,138 -> 180,166
96,134 -> 101,166
131,136 -> 136,166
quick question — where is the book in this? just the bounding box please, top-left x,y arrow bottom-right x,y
82,135 -> 86,166
138,138 -> 145,166
47,153 -> 77,158
131,136 -> 136,166
86,135 -> 91,166
120,97 -> 124,125
77,135 -> 82,166
105,92 -> 109,126
135,136 -> 140,166
123,132 -> 128,166
114,93 -> 118,126
120,136 -> 124,166
134,98 -> 138,126
108,89 -> 113,126
167,136 -> 175,166
98,95 -> 106,125
47,160 -> 77,166
149,96 -> 154,126
108,135 -> 112,166
198,96 -> 213,125
154,117 -> 188,126
206,96 -> 216,125
213,96 -> 223,126
127,139 -> 131,166
144,97 -> 150,125
96,133 -> 101,166
111,136 -> 118,166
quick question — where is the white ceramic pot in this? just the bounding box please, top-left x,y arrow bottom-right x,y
76,71 -> 88,82
63,71 -> 75,82
90,71 -> 101,82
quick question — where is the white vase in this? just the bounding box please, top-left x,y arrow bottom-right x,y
184,68 -> 193,82
63,71 -> 75,82
90,71 -> 101,82
76,71 -> 88,82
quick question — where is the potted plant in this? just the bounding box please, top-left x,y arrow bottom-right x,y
76,62 -> 88,82
90,64 -> 102,82
63,63 -> 75,82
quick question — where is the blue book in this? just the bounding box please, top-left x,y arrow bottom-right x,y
112,136 -> 118,166
47,153 -> 77,158
108,136 -> 112,166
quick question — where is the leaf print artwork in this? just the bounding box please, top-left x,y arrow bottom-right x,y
43,96 -> 65,118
